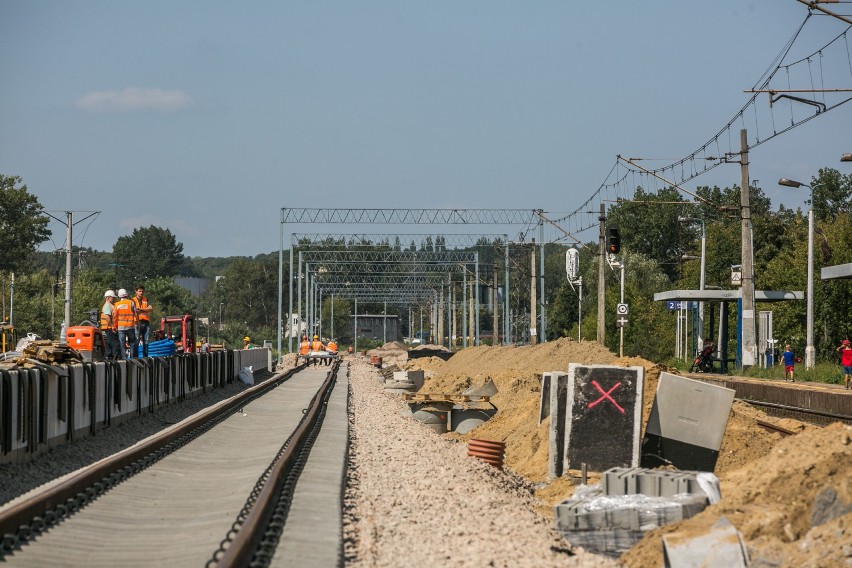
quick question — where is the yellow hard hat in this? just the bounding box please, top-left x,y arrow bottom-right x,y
313,335 -> 319,339
243,336 -> 250,342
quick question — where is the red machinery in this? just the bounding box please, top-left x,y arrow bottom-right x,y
157,314 -> 197,353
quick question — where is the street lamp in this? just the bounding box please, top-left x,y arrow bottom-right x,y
778,178 -> 820,370
679,216 -> 706,351
841,153 -> 852,162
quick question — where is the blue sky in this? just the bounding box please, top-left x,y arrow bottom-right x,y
1,1 -> 850,258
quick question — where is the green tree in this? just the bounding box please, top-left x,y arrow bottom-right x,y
216,259 -> 279,330
112,226 -> 187,281
606,186 -> 689,279
811,167 -> 852,221
321,296 -> 352,340
0,175 -> 51,273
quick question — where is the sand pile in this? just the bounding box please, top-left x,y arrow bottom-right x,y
366,341 -> 410,366
622,422 -> 852,567
400,338 -> 848,565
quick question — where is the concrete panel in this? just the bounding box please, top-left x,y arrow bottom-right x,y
564,365 -> 644,472
642,372 -> 734,472
538,373 -> 551,423
544,372 -> 568,478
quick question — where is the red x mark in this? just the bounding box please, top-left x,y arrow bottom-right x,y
587,380 -> 625,413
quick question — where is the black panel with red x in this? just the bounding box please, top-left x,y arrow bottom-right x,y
563,365 -> 644,472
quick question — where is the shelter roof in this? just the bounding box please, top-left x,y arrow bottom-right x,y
653,289 -> 803,303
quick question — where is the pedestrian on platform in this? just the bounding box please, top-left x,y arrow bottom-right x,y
100,290 -> 121,360
836,339 -> 852,390
114,289 -> 138,359
132,285 -> 153,357
200,337 -> 211,353
782,344 -> 795,382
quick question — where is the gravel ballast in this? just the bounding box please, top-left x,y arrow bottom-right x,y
342,358 -> 618,567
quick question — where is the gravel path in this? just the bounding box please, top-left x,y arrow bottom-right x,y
342,358 -> 618,568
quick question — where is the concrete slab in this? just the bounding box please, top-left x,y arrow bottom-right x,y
642,372 -> 735,472
272,371 -> 349,567
564,365 -> 644,472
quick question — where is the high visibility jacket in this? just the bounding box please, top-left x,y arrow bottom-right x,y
327,341 -> 338,353
132,295 -> 152,322
113,298 -> 137,330
299,340 -> 311,355
100,302 -> 113,331
311,340 -> 325,351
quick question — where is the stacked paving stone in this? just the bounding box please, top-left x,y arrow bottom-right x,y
554,467 -> 710,556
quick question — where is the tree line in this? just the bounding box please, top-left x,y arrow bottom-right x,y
2,169 -> 851,362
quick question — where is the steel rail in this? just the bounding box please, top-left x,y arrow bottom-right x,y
0,365 -> 304,554
216,362 -> 339,566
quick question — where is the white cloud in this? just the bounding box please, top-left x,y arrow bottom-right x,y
120,215 -> 200,237
76,87 -> 194,113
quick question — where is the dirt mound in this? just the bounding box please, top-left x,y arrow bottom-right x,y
622,423 -> 852,567
403,338 -> 844,563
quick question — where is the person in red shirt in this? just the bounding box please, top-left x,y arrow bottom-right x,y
836,339 -> 852,390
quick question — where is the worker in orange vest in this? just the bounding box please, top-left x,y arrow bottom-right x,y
113,288 -> 138,359
298,335 -> 311,364
132,285 -> 153,357
325,339 -> 338,366
100,290 -> 120,360
310,335 -> 325,366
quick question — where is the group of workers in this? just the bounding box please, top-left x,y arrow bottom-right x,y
99,285 -> 153,360
298,334 -> 339,365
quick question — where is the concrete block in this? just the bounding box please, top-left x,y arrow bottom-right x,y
393,370 -> 424,391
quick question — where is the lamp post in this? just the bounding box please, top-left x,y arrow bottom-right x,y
679,217 -> 706,352
778,178 -> 821,370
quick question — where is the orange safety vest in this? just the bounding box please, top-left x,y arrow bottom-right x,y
132,295 -> 151,322
100,302 -> 113,331
113,298 -> 136,329
299,340 -> 311,355
311,339 -> 324,351
327,341 -> 338,353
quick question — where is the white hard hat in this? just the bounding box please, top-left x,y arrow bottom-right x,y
118,288 -> 128,298
104,290 -> 116,298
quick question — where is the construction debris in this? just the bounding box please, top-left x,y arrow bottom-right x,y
2,340 -> 83,368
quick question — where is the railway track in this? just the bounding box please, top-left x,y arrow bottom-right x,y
0,361 -> 348,567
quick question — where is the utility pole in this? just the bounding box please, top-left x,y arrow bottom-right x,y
492,264 -> 499,346
469,278 -> 474,347
530,240 -> 537,345
739,129 -> 757,368
597,204 -> 606,345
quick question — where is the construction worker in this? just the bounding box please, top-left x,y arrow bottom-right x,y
132,285 -> 153,357
243,336 -> 252,349
113,289 -> 137,359
325,339 -> 338,366
298,335 -> 311,364
100,290 -> 121,360
310,335 -> 325,366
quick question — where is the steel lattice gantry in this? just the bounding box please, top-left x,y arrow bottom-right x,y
277,208 -> 549,356
297,249 -> 479,351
